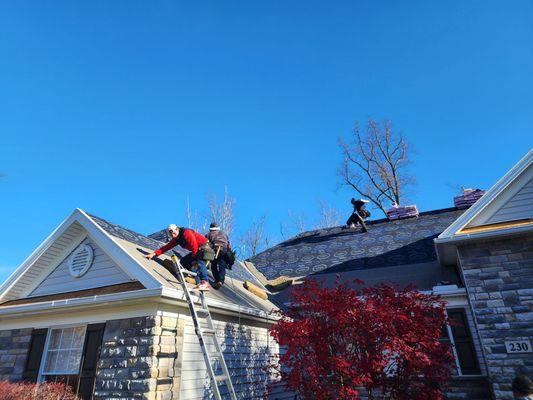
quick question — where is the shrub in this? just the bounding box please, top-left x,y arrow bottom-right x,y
0,380 -> 80,400
269,279 -> 454,400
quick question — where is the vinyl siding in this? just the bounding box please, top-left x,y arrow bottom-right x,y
180,315 -> 293,400
486,176 -> 533,224
4,222 -> 86,300
30,238 -> 132,296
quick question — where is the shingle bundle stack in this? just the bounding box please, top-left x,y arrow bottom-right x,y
454,189 -> 486,209
386,204 -> 419,220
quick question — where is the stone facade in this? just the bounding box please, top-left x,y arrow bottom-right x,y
458,234 -> 533,400
0,328 -> 32,381
445,377 -> 492,400
94,315 -> 185,400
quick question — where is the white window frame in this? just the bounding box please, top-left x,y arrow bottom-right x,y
37,323 -> 87,383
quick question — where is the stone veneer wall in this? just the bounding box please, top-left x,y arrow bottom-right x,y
95,315 -> 185,400
458,235 -> 533,400
0,328 -> 32,381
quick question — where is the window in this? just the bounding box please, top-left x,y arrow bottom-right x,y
40,326 -> 87,389
442,308 -> 481,375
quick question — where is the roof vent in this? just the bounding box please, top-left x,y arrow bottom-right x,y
386,204 -> 419,220
69,244 -> 94,278
454,188 -> 486,209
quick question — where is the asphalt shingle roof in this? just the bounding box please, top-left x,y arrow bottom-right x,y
250,208 -> 465,281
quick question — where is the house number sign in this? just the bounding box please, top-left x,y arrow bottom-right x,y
505,340 -> 532,354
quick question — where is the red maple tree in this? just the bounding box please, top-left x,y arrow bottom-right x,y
269,279 -> 454,400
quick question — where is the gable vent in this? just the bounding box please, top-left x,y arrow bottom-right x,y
69,244 -> 94,278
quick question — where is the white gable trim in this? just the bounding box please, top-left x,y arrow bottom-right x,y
0,209 -> 161,302
74,209 -> 160,289
436,149 -> 533,242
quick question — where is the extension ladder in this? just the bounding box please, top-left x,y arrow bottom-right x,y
170,255 -> 238,400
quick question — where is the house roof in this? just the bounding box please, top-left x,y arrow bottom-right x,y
95,217 -> 266,288
435,150 -> 533,264
0,209 -> 277,318
250,207 -> 465,281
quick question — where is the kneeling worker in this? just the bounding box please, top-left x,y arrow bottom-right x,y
145,224 -> 211,291
346,198 -> 370,233
206,222 -> 230,290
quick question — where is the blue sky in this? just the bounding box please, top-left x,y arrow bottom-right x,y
0,1 -> 532,283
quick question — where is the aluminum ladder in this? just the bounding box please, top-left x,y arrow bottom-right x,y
170,255 -> 238,400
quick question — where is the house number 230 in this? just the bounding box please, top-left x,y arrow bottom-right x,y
505,340 -> 532,353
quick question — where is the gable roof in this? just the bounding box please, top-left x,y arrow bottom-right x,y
435,149 -> 533,264
0,209 -> 277,318
250,207 -> 465,284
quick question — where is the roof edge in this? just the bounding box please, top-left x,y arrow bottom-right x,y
437,149 -> 533,241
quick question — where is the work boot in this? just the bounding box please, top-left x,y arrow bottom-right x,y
212,281 -> 223,290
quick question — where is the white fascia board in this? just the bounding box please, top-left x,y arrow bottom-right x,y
74,209 -> 161,289
438,149 -> 533,241
0,210 -> 79,300
0,288 -> 164,317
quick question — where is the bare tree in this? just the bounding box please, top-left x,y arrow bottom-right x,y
339,119 -> 414,216
240,216 -> 270,259
316,200 -> 343,228
288,210 -> 307,234
206,186 -> 235,239
184,195 -> 207,232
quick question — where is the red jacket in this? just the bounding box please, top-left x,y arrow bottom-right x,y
154,228 -> 208,257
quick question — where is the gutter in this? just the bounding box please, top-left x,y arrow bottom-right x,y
0,288 -> 163,316
0,286 -> 279,323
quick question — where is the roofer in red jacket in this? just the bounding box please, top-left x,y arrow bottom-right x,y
145,224 -> 211,291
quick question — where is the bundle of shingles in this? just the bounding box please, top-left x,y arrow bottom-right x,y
386,204 -> 419,220
454,188 -> 486,209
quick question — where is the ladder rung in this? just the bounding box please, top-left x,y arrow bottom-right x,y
181,269 -> 197,277
202,328 -> 216,335
215,374 -> 228,382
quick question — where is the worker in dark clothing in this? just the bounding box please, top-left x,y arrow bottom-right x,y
206,222 -> 230,290
346,198 -> 370,233
145,224 -> 211,291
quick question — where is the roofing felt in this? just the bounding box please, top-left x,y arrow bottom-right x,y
250,208 -> 465,280
90,215 -> 264,288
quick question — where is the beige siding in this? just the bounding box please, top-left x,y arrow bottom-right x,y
4,222 -> 86,300
30,238 -> 132,296
180,315 -> 291,399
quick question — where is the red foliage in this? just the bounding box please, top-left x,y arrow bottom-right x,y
269,279 -> 454,400
0,380 -> 80,400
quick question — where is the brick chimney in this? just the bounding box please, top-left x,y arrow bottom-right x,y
386,203 -> 419,220
453,188 -> 486,209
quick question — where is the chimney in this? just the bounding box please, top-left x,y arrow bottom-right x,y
386,203 -> 419,220
453,188 -> 486,209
